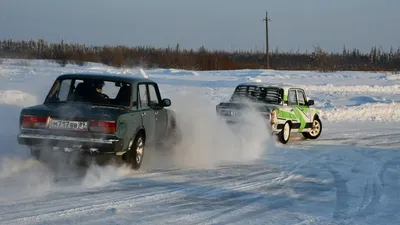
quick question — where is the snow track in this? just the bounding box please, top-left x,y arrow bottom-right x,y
0,59 -> 400,224
2,143 -> 399,224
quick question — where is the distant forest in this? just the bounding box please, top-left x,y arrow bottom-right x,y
0,39 -> 399,72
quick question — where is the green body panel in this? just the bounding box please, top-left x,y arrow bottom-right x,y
274,105 -> 314,132
298,105 -> 312,132
277,109 -> 297,121
300,106 -> 309,114
293,107 -> 307,132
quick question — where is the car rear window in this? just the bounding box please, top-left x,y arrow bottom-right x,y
45,78 -> 132,108
231,85 -> 283,104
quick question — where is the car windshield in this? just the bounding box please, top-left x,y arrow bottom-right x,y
230,85 -> 283,104
45,78 -> 132,108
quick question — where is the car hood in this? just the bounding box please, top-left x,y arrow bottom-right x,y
21,102 -> 130,121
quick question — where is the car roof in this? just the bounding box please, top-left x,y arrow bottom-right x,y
236,82 -> 299,90
56,72 -> 155,84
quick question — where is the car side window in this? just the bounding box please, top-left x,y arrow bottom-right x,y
288,90 -> 297,105
297,89 -> 306,106
58,79 -> 71,101
148,84 -> 160,106
138,84 -> 149,109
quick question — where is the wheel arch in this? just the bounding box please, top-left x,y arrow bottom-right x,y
134,126 -> 146,143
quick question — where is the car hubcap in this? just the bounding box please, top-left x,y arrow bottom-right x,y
135,137 -> 144,164
283,123 -> 290,141
310,120 -> 320,136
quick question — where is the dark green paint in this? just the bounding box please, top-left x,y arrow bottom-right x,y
18,72 -> 176,154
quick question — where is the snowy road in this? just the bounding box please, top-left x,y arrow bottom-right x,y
2,135 -> 400,225
0,59 -> 400,224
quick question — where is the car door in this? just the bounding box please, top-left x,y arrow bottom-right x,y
287,89 -> 301,129
289,88 -> 311,132
148,83 -> 168,141
296,89 -> 311,119
137,83 -> 156,144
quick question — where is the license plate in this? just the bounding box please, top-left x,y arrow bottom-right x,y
220,110 -> 232,116
49,119 -> 88,131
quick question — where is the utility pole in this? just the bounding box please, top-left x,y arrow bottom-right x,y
263,11 -> 271,69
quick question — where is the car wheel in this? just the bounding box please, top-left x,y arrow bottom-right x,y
278,122 -> 291,144
126,133 -> 145,170
303,117 -> 322,139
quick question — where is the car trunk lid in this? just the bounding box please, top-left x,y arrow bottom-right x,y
217,101 -> 276,115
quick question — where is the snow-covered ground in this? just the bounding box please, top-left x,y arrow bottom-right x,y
1,58 -> 400,224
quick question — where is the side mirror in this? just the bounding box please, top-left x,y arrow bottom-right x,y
307,99 -> 314,106
162,98 -> 171,107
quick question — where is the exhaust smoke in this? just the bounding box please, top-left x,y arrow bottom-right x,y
143,89 -> 275,170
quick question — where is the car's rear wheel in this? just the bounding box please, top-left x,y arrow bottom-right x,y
278,121 -> 291,144
125,133 -> 145,170
302,117 -> 322,139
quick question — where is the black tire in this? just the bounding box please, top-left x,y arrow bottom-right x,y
124,132 -> 145,170
302,117 -> 322,139
278,121 -> 291,144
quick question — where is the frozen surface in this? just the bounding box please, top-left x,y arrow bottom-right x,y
0,59 -> 400,224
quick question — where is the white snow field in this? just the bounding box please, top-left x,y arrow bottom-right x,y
1,58 -> 400,224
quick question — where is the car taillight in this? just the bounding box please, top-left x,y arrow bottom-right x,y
89,120 -> 116,133
270,109 -> 277,124
21,115 -> 49,128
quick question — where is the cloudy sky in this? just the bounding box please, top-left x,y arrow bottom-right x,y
1,0 -> 399,53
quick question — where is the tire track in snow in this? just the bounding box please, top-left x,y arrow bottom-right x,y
0,183 -> 176,224
188,150 -> 338,225
313,130 -> 400,150
353,156 -> 400,219
0,166 -> 292,225
327,168 -> 350,220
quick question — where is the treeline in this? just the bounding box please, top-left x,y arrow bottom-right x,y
0,39 -> 399,72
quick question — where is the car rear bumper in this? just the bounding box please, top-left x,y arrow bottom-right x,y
220,115 -> 283,132
17,131 -> 123,154
18,133 -> 117,144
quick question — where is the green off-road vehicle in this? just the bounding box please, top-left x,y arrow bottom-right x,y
216,82 -> 322,144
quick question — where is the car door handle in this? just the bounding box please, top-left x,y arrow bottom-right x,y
155,111 -> 159,115
141,112 -> 146,116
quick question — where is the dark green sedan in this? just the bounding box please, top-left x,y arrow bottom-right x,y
17,73 -> 180,170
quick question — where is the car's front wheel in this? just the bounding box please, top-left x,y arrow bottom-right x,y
125,132 -> 145,170
302,117 -> 322,139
